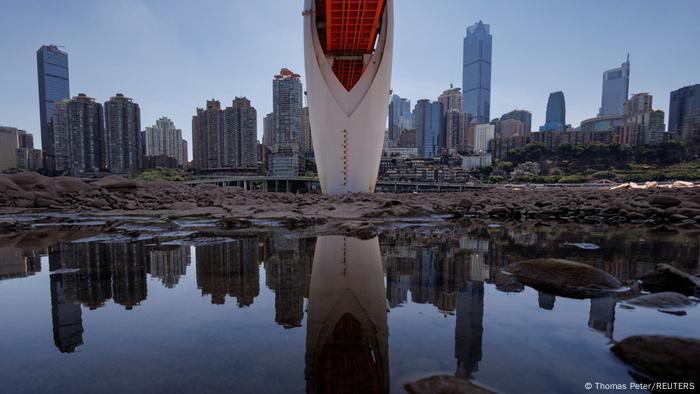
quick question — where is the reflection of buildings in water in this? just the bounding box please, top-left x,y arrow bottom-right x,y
538,291 -> 555,310
454,281 -> 484,379
264,236 -> 314,329
50,270 -> 84,353
196,239 -> 260,306
148,246 -> 191,288
108,243 -> 148,309
305,236 -> 388,394
0,247 -> 42,280
588,296 -> 616,338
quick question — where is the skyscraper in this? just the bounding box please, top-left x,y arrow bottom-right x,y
272,68 -> 303,147
439,86 -> 465,150
224,97 -> 258,168
462,21 -> 492,123
104,93 -> 141,175
388,94 -> 412,146
413,99 -> 443,158
669,84 -> 700,134
53,94 -> 104,175
143,117 -> 186,166
262,113 -> 273,146
192,100 -> 224,170
622,93 -> 665,146
500,109 -> 532,134
36,45 -> 70,164
598,55 -> 630,116
271,68 -> 304,176
473,124 -> 495,152
539,91 -> 566,132
301,107 -> 313,157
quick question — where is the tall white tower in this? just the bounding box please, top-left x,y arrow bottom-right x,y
303,0 -> 394,194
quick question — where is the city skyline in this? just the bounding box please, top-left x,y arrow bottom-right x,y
1,0 -> 700,159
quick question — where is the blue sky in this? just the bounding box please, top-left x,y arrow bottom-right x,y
1,0 -> 699,154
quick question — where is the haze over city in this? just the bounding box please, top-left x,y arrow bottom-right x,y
2,0 -> 699,156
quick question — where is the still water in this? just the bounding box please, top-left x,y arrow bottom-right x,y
1,223 -> 698,393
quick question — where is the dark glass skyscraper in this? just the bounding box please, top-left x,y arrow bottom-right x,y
414,99 -> 444,158
462,21 -> 492,124
669,84 -> 700,134
539,91 -> 566,132
37,45 -> 70,158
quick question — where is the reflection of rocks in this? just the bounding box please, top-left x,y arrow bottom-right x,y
305,236 -> 388,394
641,264 -> 700,296
612,336 -> 700,383
588,296 -> 616,338
50,270 -> 84,353
196,239 -> 260,306
505,259 -> 622,299
455,281 -> 484,379
404,375 -> 494,394
537,291 -> 555,310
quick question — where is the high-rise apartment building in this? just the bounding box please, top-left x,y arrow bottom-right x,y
473,124 -> 495,152
500,109 -> 532,134
388,94 -> 412,146
192,100 -> 224,170
622,93 -> 665,146
53,94 -> 104,175
271,68 -> 304,176
224,97 -> 258,168
500,119 -> 524,138
598,55 -> 630,116
37,45 -> 70,166
438,85 -> 463,112
262,113 -> 274,146
439,86 -> 465,150
143,117 -> 186,166
413,99 -> 443,158
669,84 -> 700,135
445,110 -> 470,152
301,107 -> 313,157
462,21 -> 492,123
104,93 -> 141,175
539,91 -> 566,132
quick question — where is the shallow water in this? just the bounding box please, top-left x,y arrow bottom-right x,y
0,223 -> 698,393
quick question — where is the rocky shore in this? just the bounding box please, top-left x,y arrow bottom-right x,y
2,172 -> 700,228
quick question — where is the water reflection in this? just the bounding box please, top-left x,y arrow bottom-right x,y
0,223 -> 698,393
306,236 -> 388,394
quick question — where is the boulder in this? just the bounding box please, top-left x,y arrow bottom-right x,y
8,172 -> 57,196
641,264 -> 700,296
0,176 -> 33,200
504,258 -> 622,298
623,292 -> 694,310
649,195 -> 681,207
92,175 -> 140,190
53,176 -> 93,193
405,375 -> 494,394
612,336 -> 700,383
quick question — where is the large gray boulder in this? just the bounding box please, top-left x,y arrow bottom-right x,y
612,336 -> 700,383
504,258 -> 623,299
641,264 -> 700,296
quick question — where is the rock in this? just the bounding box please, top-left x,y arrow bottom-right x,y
641,264 -> 700,296
625,211 -> 646,220
34,197 -> 56,208
672,181 -> 695,188
92,175 -> 140,190
611,336 -> 700,383
171,201 -> 198,210
8,172 -> 57,196
649,195 -> 681,207
624,292 -> 694,309
404,375 -> 494,394
218,217 -> 251,229
0,176 -> 33,200
338,221 -> 378,239
53,176 -> 93,193
504,258 -> 622,299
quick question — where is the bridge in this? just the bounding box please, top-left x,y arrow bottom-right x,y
184,175 -> 490,193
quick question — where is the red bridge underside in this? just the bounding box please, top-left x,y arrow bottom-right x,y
316,0 -> 385,91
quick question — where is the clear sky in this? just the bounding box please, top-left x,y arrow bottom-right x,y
1,0 -> 699,154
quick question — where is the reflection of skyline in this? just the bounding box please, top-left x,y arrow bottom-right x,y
305,236 -> 388,394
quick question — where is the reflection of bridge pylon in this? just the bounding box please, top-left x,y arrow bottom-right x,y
303,0 -> 393,194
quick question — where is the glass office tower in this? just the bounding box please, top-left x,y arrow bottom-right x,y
37,45 -> 70,159
462,21 -> 492,124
